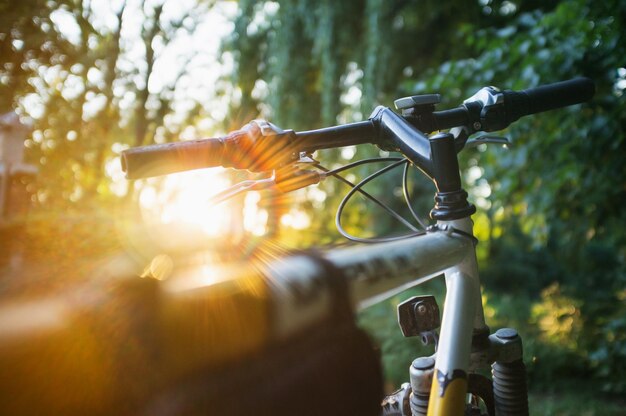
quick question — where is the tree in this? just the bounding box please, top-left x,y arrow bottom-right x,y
1,0 -> 213,207
223,0 -> 626,392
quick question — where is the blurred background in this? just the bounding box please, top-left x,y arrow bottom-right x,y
1,0 -> 625,413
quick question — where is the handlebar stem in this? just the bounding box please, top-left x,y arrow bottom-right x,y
430,133 -> 476,220
370,107 -> 476,221
370,106 -> 434,178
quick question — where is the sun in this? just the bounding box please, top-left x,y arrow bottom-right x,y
138,169 -> 244,238
158,171 -> 231,236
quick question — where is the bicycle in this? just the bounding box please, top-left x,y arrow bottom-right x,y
119,77 -> 595,415
0,78 -> 594,415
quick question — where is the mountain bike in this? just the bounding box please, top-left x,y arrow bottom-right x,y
0,78 -> 594,416
120,77 -> 594,415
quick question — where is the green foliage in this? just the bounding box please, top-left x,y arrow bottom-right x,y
225,0 -> 626,396
0,0 -> 71,112
443,0 -> 626,393
413,0 -> 626,394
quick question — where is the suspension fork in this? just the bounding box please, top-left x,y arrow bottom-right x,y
427,217 -> 487,416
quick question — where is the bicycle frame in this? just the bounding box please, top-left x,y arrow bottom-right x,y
113,77 -> 593,415
319,217 -> 484,415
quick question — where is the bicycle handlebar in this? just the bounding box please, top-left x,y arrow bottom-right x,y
503,77 -> 595,123
120,78 -> 594,179
121,138 -> 228,179
121,122 -> 379,179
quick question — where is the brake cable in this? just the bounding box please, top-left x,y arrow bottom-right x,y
313,157 -> 433,244
402,162 -> 429,230
205,155 -> 433,243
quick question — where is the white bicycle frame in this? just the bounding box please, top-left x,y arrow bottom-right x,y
115,77 -> 592,415
324,217 -> 484,415
250,215 -> 486,415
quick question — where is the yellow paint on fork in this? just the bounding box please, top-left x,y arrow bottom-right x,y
426,371 -> 468,416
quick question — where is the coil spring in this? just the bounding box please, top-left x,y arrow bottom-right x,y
410,390 -> 429,416
492,359 -> 529,416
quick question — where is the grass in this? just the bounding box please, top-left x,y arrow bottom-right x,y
529,390 -> 625,415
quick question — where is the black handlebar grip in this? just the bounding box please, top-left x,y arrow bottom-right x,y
504,77 -> 595,124
121,138 -> 227,179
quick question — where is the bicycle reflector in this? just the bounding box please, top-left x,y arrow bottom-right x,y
397,295 -> 441,337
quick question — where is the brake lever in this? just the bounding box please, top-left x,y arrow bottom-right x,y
465,135 -> 512,148
208,173 -> 277,205
207,156 -> 323,205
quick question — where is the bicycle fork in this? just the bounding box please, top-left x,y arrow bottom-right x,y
425,219 -> 484,415
396,218 -> 529,416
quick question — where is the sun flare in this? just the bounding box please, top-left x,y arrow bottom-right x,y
138,169 -> 243,238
